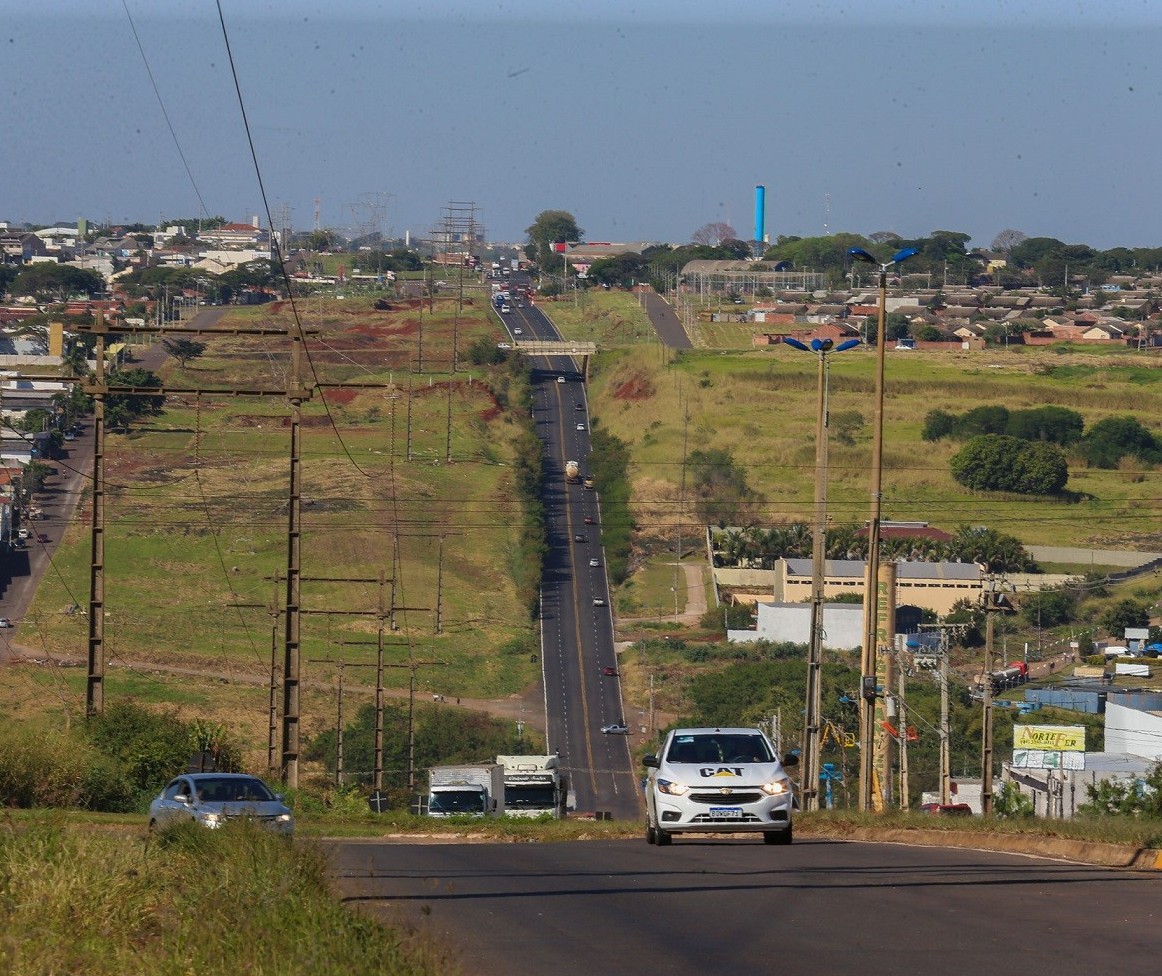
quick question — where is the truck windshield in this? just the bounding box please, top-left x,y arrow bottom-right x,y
505,785 -> 556,808
429,790 -> 486,814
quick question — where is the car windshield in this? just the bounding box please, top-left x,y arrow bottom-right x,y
195,777 -> 275,803
666,733 -> 773,765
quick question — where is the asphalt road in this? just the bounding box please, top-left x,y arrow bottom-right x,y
641,289 -> 692,348
500,285 -> 640,819
330,837 -> 1162,976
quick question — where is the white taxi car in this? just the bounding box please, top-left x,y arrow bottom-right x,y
643,727 -> 797,846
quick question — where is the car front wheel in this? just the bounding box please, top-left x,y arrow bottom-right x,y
646,821 -> 656,845
655,828 -> 672,846
764,825 -> 793,845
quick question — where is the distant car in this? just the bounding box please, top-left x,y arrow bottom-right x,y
148,773 -> 294,835
514,327 -> 522,335
574,534 -> 586,543
36,533 -> 49,544
17,528 -> 29,540
557,376 -> 566,384
497,342 -> 512,350
0,618 -> 12,628
918,803 -> 973,815
589,558 -> 600,568
63,432 -> 76,441
601,723 -> 629,735
601,666 -> 618,676
576,423 -> 586,431
500,305 -> 511,314
575,403 -> 585,411
593,598 -> 607,607
583,515 -> 594,524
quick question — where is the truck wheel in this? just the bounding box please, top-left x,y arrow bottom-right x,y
764,825 -> 793,845
655,828 -> 672,846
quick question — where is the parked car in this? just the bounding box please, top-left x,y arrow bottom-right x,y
0,618 -> 12,628
148,773 -> 294,835
36,533 -> 49,544
601,723 -> 629,735
643,727 -> 798,846
17,528 -> 29,539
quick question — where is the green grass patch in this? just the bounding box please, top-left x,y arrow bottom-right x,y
538,290 -> 657,345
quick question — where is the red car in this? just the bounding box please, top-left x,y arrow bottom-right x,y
583,515 -> 594,524
601,666 -> 618,677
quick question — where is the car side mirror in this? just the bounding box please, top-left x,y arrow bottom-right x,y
642,755 -> 659,768
782,753 -> 800,768
173,794 -> 190,804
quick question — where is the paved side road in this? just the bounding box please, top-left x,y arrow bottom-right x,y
639,290 -> 692,349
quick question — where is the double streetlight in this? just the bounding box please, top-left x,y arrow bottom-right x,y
848,245 -> 917,811
783,334 -> 860,812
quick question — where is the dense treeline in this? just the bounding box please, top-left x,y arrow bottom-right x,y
588,425 -> 633,585
713,523 -> 1035,573
925,405 -> 1161,494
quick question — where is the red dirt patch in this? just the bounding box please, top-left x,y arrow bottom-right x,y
612,370 -> 656,402
321,388 -> 358,405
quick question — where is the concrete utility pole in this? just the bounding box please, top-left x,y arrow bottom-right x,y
981,581 -> 998,816
940,630 -> 951,805
897,664 -> 909,809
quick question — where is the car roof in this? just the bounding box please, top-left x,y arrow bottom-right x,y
666,727 -> 766,736
181,772 -> 262,781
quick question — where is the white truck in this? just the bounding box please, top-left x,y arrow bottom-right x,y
426,764 -> 505,818
497,754 -> 569,819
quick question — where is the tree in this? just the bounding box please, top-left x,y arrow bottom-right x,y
161,337 -> 206,367
991,229 -> 1027,256
688,448 -> 761,527
525,210 -> 582,271
9,264 -> 105,301
106,366 -> 163,428
1077,416 -> 1160,468
1099,599 -> 1149,638
1021,589 -> 1077,628
950,435 -> 1068,496
692,221 -> 737,246
922,409 -> 957,442
1006,406 -> 1084,446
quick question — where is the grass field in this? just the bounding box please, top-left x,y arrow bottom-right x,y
538,289 -> 658,345
8,295 -> 539,769
587,342 -> 1162,552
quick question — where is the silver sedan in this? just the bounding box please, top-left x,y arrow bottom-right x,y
148,773 -> 294,835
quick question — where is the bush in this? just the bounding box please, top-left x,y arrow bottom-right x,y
950,435 -> 1068,495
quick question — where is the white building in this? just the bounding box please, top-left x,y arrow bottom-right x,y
728,601 -> 864,649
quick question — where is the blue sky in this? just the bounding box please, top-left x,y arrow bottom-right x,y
4,1 -> 1161,249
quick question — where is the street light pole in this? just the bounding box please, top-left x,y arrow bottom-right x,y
848,246 -> 917,812
784,335 -> 859,811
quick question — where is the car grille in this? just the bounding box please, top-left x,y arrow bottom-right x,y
688,791 -> 764,805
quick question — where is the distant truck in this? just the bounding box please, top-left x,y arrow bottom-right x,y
496,754 -> 569,819
565,460 -> 581,484
426,764 -> 505,817
973,661 -> 1029,695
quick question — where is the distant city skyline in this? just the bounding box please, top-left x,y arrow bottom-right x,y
4,3 -> 1161,250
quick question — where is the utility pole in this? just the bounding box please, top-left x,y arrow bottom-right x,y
897,663 -> 909,809
981,579 -> 998,816
939,629 -> 951,805
84,313 -> 108,718
267,573 -> 281,778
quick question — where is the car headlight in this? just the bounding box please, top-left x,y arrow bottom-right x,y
275,813 -> 293,823
200,812 -> 223,825
656,778 -> 689,797
760,778 -> 792,797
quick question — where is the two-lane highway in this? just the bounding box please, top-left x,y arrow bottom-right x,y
498,283 -> 640,818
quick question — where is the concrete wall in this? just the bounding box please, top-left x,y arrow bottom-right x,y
728,602 -> 863,650
1105,700 -> 1162,761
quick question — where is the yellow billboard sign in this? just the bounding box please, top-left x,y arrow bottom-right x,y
1013,724 -> 1086,752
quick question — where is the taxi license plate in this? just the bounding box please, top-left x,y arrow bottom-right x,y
709,807 -> 743,819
